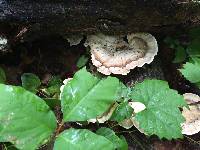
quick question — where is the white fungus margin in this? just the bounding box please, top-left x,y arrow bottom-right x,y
85,33 -> 158,75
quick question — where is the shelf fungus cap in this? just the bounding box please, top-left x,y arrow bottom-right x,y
181,93 -> 200,135
85,33 -> 158,75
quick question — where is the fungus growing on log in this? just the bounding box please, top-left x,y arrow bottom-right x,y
85,33 -> 158,75
181,93 -> 200,135
0,36 -> 8,51
183,93 -> 200,104
128,102 -> 146,113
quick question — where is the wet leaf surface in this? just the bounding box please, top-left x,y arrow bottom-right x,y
60,68 -> 121,121
0,84 -> 57,150
131,80 -> 187,139
54,128 -> 115,150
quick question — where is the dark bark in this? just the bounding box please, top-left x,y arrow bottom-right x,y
123,57 -> 165,86
0,0 -> 200,37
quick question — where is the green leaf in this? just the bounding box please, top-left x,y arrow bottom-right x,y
61,68 -> 121,121
0,84 -> 57,150
110,101 -> 133,122
119,136 -> 128,150
48,76 -> 62,87
131,80 -> 187,139
47,76 -> 62,96
54,128 -> 114,150
116,83 -> 132,102
43,98 -> 61,109
173,46 -> 186,63
96,127 -> 128,150
76,55 -> 89,68
180,57 -> 200,84
187,39 -> 200,57
0,67 -> 6,84
48,76 -> 62,86
21,73 -> 41,93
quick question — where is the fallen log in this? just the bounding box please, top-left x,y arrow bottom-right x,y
0,0 -> 200,37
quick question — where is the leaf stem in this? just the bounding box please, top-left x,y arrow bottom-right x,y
56,121 -> 65,136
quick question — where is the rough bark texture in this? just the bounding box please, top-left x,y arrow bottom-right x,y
0,0 -> 200,37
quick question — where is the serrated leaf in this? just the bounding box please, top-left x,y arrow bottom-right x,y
54,128 -> 114,150
180,57 -> 200,84
60,68 -> 121,121
96,127 -> 128,150
0,67 -> 6,84
110,101 -> 133,122
0,84 -> 57,150
21,73 -> 41,93
131,80 -> 187,139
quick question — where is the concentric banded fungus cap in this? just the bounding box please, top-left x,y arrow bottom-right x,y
181,93 -> 200,135
85,33 -> 158,75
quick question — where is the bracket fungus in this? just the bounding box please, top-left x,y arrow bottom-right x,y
181,93 -> 200,135
0,36 -> 8,51
85,33 -> 158,75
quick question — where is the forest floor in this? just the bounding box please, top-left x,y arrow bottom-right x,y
0,30 -> 200,150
